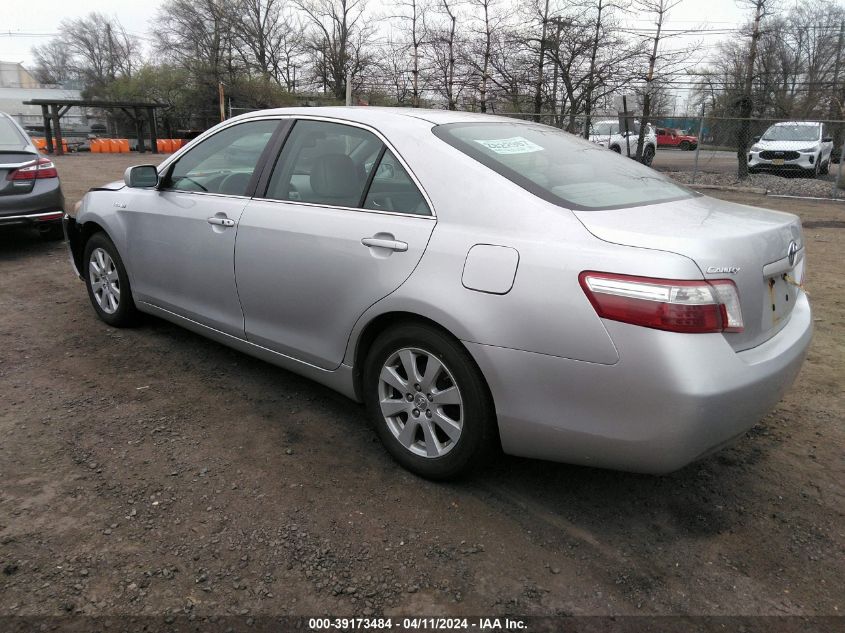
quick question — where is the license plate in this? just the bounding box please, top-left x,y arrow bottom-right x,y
772,158 -> 784,165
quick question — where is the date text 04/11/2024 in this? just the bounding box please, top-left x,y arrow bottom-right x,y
308,617 -> 528,630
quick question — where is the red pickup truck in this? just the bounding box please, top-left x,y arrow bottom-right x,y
656,128 -> 698,150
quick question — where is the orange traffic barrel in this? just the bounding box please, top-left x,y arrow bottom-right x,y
119,139 -> 130,153
108,139 -> 120,153
90,139 -> 100,153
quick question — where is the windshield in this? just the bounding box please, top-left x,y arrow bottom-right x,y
591,122 -> 619,136
433,122 -> 694,211
762,124 -> 820,142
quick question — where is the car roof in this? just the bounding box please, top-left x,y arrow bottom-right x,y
234,106 -> 530,127
772,121 -> 820,126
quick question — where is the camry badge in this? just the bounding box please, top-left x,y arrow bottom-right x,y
706,265 -> 740,275
787,240 -> 799,266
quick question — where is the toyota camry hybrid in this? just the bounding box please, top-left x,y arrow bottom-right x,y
64,107 -> 812,480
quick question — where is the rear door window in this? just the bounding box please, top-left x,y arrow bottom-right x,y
266,120 -> 382,208
363,150 -> 430,215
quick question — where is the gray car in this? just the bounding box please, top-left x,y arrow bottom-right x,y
0,112 -> 65,239
64,107 -> 812,479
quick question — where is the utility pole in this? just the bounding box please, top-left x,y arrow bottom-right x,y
345,70 -> 352,106
583,0 -> 605,139
737,0 -> 766,179
533,0 -> 550,122
218,82 -> 225,122
106,23 -> 115,80
831,20 -> 844,199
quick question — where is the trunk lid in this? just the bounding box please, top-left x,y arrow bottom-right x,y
0,151 -> 39,196
573,195 -> 805,351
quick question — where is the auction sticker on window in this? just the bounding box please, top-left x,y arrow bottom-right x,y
474,136 -> 544,154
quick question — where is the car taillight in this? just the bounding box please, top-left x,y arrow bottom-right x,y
579,271 -> 744,334
7,157 -> 58,181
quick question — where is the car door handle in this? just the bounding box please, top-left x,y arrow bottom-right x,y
207,216 -> 235,227
361,237 -> 408,252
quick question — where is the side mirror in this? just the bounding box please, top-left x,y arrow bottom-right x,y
124,165 -> 158,188
753,136 -> 761,142
823,137 -> 833,143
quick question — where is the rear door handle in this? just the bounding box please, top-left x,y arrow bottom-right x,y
361,237 -> 408,252
207,216 -> 235,227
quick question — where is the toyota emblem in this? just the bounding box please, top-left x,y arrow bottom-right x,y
787,240 -> 799,266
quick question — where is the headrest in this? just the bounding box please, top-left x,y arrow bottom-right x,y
310,153 -> 360,202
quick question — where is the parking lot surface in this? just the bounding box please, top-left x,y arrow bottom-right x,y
1,154 -> 843,620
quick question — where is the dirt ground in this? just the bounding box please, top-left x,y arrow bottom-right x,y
1,154 -> 843,628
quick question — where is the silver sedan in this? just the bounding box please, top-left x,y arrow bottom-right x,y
64,107 -> 812,479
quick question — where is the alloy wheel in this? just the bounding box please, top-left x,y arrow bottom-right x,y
377,347 -> 464,458
89,247 -> 120,314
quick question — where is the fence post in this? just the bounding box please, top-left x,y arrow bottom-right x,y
692,104 -> 705,185
834,140 -> 844,200
622,95 -> 631,158
346,70 -> 352,106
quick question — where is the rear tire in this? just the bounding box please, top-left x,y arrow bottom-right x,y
642,145 -> 655,166
83,232 -> 139,327
609,145 -> 621,153
363,323 -> 497,480
679,141 -> 690,151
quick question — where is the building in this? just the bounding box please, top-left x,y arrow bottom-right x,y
0,61 -> 103,137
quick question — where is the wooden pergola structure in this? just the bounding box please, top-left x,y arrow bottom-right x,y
21,98 -> 167,156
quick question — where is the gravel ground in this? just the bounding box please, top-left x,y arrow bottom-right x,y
1,155 -> 843,631
666,170 -> 845,198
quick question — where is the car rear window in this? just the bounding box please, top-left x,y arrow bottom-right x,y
433,122 -> 695,211
0,118 -> 27,146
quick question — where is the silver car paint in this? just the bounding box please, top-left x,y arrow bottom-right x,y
236,199 -> 436,369
123,188 -> 250,337
71,106 -> 812,473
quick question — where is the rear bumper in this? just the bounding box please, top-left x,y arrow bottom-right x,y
0,179 -> 65,226
0,210 -> 65,227
466,292 -> 812,474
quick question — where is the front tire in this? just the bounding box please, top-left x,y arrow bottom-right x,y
83,232 -> 139,327
679,141 -> 691,151
820,159 -> 829,175
363,323 -> 497,480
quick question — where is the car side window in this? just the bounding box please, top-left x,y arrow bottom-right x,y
266,120 -> 383,208
364,150 -> 431,216
163,120 -> 279,196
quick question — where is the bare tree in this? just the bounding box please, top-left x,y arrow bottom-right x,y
295,0 -> 372,100
33,13 -> 140,92
736,0 -> 777,179
32,40 -> 76,85
425,0 -> 464,109
389,0 -> 429,106
631,0 -> 686,160
231,0 -> 306,90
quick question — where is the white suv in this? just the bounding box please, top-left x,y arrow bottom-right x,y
748,121 -> 833,177
589,119 -> 657,166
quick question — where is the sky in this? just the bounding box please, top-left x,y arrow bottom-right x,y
1,0 -> 753,66
0,0 -> 757,112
